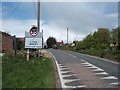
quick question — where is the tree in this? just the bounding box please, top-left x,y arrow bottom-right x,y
118,28 -> 120,50
83,34 -> 94,49
111,27 -> 120,50
46,37 -> 57,48
111,28 -> 118,46
76,41 -> 85,50
93,28 -> 111,49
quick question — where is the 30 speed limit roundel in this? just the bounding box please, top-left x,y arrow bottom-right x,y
29,27 -> 38,37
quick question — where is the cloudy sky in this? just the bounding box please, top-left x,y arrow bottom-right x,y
1,1 -> 118,43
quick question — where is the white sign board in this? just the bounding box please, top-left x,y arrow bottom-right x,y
25,38 -> 42,49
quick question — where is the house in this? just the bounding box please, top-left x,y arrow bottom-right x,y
16,37 -> 25,50
56,42 -> 64,46
0,31 -> 13,53
70,43 -> 75,47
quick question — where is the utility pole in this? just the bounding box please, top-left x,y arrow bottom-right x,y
67,28 -> 68,44
37,0 -> 40,32
42,30 -> 43,48
37,0 -> 41,58
13,35 -> 17,55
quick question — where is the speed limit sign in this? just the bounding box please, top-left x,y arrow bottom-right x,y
29,27 -> 38,37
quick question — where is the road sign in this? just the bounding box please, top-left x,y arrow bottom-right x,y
25,32 -> 43,38
25,38 -> 42,49
25,27 -> 43,49
29,27 -> 38,37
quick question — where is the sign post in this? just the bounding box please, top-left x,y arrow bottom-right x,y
25,26 -> 43,61
27,49 -> 29,61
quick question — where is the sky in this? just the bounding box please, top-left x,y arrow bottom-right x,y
1,1 -> 118,43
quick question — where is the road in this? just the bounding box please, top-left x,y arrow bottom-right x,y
48,49 -> 120,88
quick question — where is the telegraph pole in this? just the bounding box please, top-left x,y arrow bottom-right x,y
67,28 -> 68,44
37,0 -> 41,57
37,0 -> 40,32
13,35 -> 17,56
42,30 -> 43,48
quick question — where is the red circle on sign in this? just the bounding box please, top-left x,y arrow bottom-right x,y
30,28 -> 38,37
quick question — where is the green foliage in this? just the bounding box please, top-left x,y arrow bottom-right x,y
83,34 -> 94,49
2,55 -> 55,88
76,28 -> 111,50
79,49 -> 120,62
93,28 -> 111,49
111,27 -> 120,50
46,37 -> 57,48
111,28 -> 118,46
76,41 -> 85,50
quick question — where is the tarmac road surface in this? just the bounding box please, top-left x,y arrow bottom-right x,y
48,49 -> 120,88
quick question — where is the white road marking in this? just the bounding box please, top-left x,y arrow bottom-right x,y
81,60 -> 104,72
61,71 -> 71,74
48,51 -> 86,88
58,64 -> 63,66
61,74 -> 77,78
81,59 -> 85,62
48,51 -> 66,88
68,54 -> 77,58
92,68 -> 104,72
65,85 -> 87,88
100,76 -> 118,80
64,79 -> 80,83
109,82 -> 119,85
78,53 -> 119,65
59,67 -> 69,70
95,72 -> 109,75
81,59 -> 119,86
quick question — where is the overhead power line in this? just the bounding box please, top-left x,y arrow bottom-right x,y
32,0 -> 37,19
3,1 -> 22,25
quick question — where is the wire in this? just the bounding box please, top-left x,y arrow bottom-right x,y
32,0 -> 37,19
3,1 -> 22,25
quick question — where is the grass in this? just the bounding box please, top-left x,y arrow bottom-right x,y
58,46 -> 120,62
78,49 -> 120,62
2,54 -> 55,88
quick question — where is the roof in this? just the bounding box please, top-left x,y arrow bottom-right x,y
16,37 -> 25,41
0,31 -> 11,37
56,42 -> 64,45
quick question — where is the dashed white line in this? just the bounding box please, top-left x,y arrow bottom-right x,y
100,76 -> 118,80
109,82 -> 119,85
81,59 -> 119,87
95,72 -> 109,75
49,51 -> 86,88
81,60 -> 104,72
78,52 -> 119,65
92,68 -> 104,72
63,79 -> 80,83
68,54 -> 77,58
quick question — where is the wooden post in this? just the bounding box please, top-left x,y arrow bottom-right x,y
13,35 -> 17,55
27,49 -> 29,61
42,30 -> 43,48
37,0 -> 40,32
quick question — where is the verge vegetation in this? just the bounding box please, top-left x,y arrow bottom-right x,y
2,54 -> 55,88
58,27 -> 120,62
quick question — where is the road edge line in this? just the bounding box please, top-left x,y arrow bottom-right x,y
68,50 -> 119,65
48,51 -> 65,88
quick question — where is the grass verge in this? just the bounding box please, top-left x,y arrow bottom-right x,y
58,47 -> 120,63
2,55 -> 55,88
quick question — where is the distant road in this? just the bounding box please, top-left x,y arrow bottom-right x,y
48,49 -> 120,88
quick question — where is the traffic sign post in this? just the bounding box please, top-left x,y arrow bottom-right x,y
25,26 -> 43,61
27,49 -> 29,61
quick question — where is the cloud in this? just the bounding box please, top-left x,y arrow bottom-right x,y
2,0 -> 120,2
2,19 -> 37,36
1,2 -> 118,43
40,2 -> 118,42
